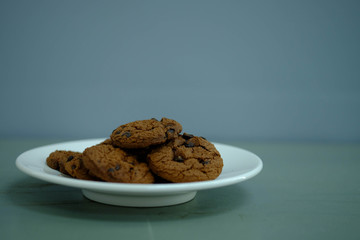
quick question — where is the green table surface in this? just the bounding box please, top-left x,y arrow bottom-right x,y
1,139 -> 360,240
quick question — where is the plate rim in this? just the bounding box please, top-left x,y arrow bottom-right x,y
15,138 -> 263,195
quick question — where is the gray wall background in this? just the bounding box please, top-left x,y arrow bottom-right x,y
1,0 -> 359,142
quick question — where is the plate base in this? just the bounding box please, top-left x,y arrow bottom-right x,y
82,189 -> 197,207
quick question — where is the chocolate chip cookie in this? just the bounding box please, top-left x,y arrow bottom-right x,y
82,144 -> 155,183
110,118 -> 182,149
147,133 -> 223,183
46,150 -> 81,175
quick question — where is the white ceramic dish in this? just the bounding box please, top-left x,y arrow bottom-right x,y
15,138 -> 263,207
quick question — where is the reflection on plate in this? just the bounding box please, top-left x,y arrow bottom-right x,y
15,138 -> 263,207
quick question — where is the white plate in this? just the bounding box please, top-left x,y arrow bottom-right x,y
15,138 -> 263,207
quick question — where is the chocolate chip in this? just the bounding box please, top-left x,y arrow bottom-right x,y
151,118 -> 158,121
200,159 -> 210,165
115,164 -> 120,170
173,156 -> 184,162
185,141 -> 195,147
122,131 -> 131,138
71,165 -> 76,169
108,168 -> 115,172
67,156 -> 74,162
167,128 -> 175,134
183,133 -> 194,140
115,130 -> 121,135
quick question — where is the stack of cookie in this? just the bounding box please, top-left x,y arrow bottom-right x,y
46,118 -> 223,183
